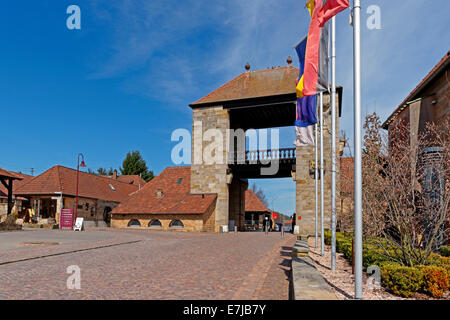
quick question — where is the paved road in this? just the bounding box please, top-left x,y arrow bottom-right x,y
0,228 -> 295,300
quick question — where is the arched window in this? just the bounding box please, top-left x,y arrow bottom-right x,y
169,219 -> 184,228
148,219 -> 162,227
127,219 -> 141,227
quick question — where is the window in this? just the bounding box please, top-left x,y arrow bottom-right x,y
169,219 -> 184,228
127,219 -> 141,227
176,178 -> 183,184
109,184 -> 116,191
149,219 -> 162,227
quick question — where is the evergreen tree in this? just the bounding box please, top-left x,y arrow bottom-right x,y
120,151 -> 154,182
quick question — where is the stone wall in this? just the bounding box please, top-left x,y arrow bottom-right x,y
190,106 -> 230,232
111,214 -> 205,232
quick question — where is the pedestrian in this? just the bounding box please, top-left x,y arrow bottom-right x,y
291,213 -> 296,233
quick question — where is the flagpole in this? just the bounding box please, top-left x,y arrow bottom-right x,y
320,91 -> 324,257
330,16 -> 337,271
352,0 -> 363,299
315,123 -> 319,248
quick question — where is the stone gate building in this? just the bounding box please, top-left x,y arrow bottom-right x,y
188,64 -> 344,235
111,64 -> 345,235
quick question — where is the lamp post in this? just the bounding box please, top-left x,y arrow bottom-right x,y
74,153 -> 86,229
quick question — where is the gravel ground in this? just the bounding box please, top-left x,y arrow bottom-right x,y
307,237 -> 403,300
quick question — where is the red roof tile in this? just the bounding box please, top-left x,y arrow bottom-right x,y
383,51 -> 450,129
0,169 -> 32,200
190,66 -> 299,106
245,190 -> 270,213
0,168 -> 22,180
15,166 -> 138,202
115,175 -> 147,186
112,166 -> 217,215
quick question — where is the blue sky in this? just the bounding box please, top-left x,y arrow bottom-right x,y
1,1 -> 449,215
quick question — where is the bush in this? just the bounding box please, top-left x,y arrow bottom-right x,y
0,213 -> 21,231
419,266 -> 449,298
440,246 -> 450,257
380,263 -> 424,298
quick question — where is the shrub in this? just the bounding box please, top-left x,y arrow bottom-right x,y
440,246 -> 450,257
0,213 -> 21,231
419,266 -> 449,298
380,263 -> 424,297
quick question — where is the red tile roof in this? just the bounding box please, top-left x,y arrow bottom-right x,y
15,166 -> 138,202
0,168 -> 22,180
245,190 -> 270,213
112,166 -> 217,215
340,157 -> 354,195
383,51 -> 450,129
190,66 -> 299,106
115,175 -> 147,186
0,169 -> 33,200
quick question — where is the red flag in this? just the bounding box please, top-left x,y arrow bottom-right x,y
318,0 -> 349,27
301,0 -> 349,96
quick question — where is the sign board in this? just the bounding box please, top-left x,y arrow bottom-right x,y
74,217 -> 84,231
272,212 -> 278,219
60,209 -> 74,230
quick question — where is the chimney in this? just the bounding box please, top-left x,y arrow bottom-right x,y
113,169 -> 118,180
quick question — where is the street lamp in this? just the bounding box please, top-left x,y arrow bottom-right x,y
74,153 -> 86,228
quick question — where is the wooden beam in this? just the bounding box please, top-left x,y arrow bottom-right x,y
0,177 -> 9,189
7,178 -> 13,215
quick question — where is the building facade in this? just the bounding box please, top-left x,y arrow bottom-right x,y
15,165 -> 139,226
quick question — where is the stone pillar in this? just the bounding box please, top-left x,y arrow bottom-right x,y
190,105 -> 230,232
228,177 -> 248,231
56,196 -> 63,224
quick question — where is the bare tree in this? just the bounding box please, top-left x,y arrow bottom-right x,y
362,115 -> 449,266
250,183 -> 269,208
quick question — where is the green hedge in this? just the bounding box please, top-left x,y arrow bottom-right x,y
380,263 -> 424,297
323,230 -> 449,298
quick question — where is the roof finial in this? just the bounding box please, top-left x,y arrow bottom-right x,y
245,62 -> 250,71
287,56 -> 293,65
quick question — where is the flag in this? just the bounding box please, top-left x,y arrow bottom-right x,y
294,37 -> 317,146
294,125 -> 315,147
318,0 -> 349,27
298,0 -> 349,97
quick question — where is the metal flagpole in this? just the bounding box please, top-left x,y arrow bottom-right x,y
315,123 -> 319,248
320,92 -> 325,257
330,16 -> 337,271
352,0 -> 363,299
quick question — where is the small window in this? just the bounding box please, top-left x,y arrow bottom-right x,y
109,184 -> 116,191
127,219 -> 141,227
149,219 -> 162,227
169,219 -> 184,228
176,178 -> 183,184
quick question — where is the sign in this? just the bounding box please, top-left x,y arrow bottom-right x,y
298,216 -> 302,220
272,212 -> 278,219
60,209 -> 74,230
74,217 -> 84,231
